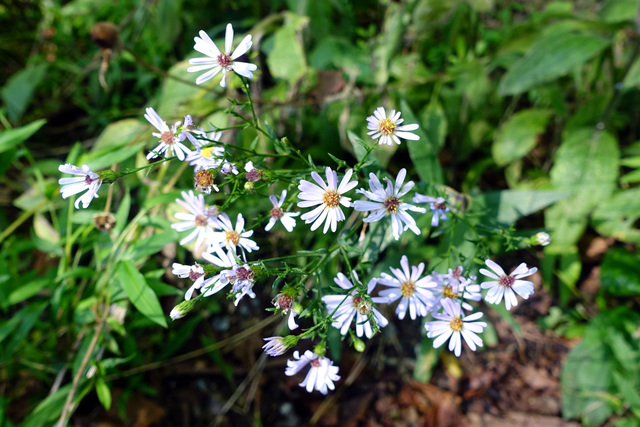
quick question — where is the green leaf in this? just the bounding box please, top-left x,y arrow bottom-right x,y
95,377 -> 112,410
475,190 -> 568,226
592,188 -> 640,244
403,100 -> 443,185
0,119 -> 46,154
600,0 -> 640,23
1,63 -> 48,121
7,277 -> 50,305
265,13 -> 308,84
20,384 -> 73,427
600,248 -> 640,296
546,129 -> 619,251
492,109 -> 551,166
499,32 -> 610,95
117,260 -> 167,328
81,143 -> 145,171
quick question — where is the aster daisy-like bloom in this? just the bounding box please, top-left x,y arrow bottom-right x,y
175,115 -> 203,146
229,263 -> 257,306
172,262 -> 206,301
377,255 -> 437,320
185,128 -> 225,172
480,260 -> 537,311
322,272 -> 388,339
262,336 -> 289,357
366,107 -> 420,146
188,24 -> 258,87
197,248 -> 238,299
144,107 -> 192,161
353,168 -> 426,240
171,190 -> 220,249
208,212 -> 259,255
274,293 -> 299,330
413,193 -> 450,227
425,299 -> 487,357
297,167 -> 358,234
220,162 -> 239,175
58,164 -> 103,209
285,350 -> 341,395
430,267 -> 482,313
265,190 -> 300,233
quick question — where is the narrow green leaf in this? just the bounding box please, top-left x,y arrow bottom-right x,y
7,277 -> 50,305
499,33 -> 610,95
492,109 -> 551,166
95,377 -> 112,410
0,119 -> 46,154
117,260 -> 167,327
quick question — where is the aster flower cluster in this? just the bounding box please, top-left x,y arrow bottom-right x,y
54,21 -> 546,400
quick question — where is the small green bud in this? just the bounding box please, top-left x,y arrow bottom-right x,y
170,299 -> 196,320
244,181 -> 255,192
293,303 -> 304,316
313,344 -> 326,357
531,232 -> 551,246
353,338 -> 366,352
98,170 -> 118,184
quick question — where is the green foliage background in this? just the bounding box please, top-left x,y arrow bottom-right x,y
2,0 -> 640,425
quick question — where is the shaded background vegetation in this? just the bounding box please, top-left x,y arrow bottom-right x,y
2,0 -> 640,426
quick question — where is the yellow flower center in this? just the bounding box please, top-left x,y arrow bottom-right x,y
449,317 -> 463,332
322,190 -> 341,208
352,296 -> 372,316
443,285 -> 458,299
201,147 -> 215,159
224,230 -> 241,246
377,117 -> 397,135
384,196 -> 400,214
400,280 -> 416,297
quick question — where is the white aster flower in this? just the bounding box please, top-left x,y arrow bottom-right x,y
144,107 -> 192,161
425,299 -> 487,357
265,190 -> 300,232
285,350 -> 340,395
377,255 -> 437,320
297,167 -> 358,233
353,168 -> 426,240
171,190 -> 220,249
413,193 -> 450,227
185,128 -> 225,172
220,162 -> 239,175
207,212 -> 259,256
58,164 -> 103,209
229,263 -> 256,306
198,247 -> 238,298
366,107 -> 420,146
263,336 -> 289,357
175,115 -> 203,147
188,24 -> 258,87
322,272 -> 388,339
274,294 -> 299,330
430,267 -> 482,313
480,260 -> 537,311
172,262 -> 206,301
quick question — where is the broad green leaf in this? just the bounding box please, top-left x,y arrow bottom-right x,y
403,100 -> 444,185
0,119 -> 46,154
265,13 -> 308,84
546,129 -> 619,251
492,109 -> 551,166
81,143 -> 145,171
117,260 -> 167,327
600,248 -> 640,296
125,231 -> 178,260
92,118 -> 147,152
499,33 -> 610,95
1,63 -> 48,121
475,190 -> 568,226
592,188 -> 640,243
20,384 -> 73,427
157,60 -> 204,118
599,0 -> 640,23
622,55 -> 640,90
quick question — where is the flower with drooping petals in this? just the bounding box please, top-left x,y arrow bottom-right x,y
265,190 -> 300,233
58,164 -> 103,209
480,260 -> 537,311
413,193 -> 450,227
322,272 -> 388,339
297,167 -> 358,233
274,293 -> 299,330
377,255 -> 437,320
353,168 -> 426,240
207,212 -> 259,255
188,24 -> 258,87
425,299 -> 487,357
263,336 -> 289,357
171,190 -> 220,249
366,107 -> 419,146
172,262 -> 206,301
144,107 -> 193,161
285,350 -> 340,395
197,247 -> 238,299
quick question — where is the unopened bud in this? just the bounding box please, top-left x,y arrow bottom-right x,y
244,181 -> 255,192
313,344 -> 326,357
531,232 -> 551,246
170,299 -> 196,320
353,338 -> 366,352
